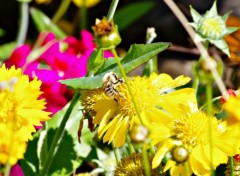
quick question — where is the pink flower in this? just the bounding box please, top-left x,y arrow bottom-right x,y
6,30 -> 96,115
10,164 -> 24,176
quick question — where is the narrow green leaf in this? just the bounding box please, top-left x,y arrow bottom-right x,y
20,103 -> 92,175
0,42 -> 16,60
190,5 -> 202,23
30,7 -> 66,39
114,1 -> 154,31
95,57 -> 118,74
211,39 -> 230,56
87,48 -> 104,74
60,42 -> 171,89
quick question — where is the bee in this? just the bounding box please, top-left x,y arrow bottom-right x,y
102,72 -> 124,98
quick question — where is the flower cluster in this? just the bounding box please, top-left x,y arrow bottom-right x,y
80,72 -> 240,175
5,30 -> 96,115
0,64 -> 50,165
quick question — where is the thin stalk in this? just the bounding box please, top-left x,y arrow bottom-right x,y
111,49 -> 144,125
39,92 -> 81,176
163,0 -> 228,100
230,156 -> 234,176
142,148 -> 151,176
52,0 -> 72,24
143,56 -> 158,76
107,0 -> 119,21
206,81 -> 214,175
192,77 -> 199,94
112,143 -> 119,164
184,162 -> 191,176
4,164 -> 11,176
16,2 -> 29,46
126,135 -> 135,154
80,0 -> 87,30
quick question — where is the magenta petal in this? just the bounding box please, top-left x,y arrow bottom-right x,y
5,45 -> 31,68
79,30 -> 96,52
35,69 -> 60,83
38,32 -> 56,46
104,50 -> 114,58
10,164 -> 24,176
64,36 -> 80,55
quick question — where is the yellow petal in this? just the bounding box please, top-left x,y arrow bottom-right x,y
113,116 -> 129,147
152,142 -> 169,168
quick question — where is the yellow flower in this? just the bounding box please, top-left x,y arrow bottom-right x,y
0,64 -> 50,165
0,64 -> 50,141
223,94 -> 240,125
114,153 -> 158,176
0,123 -> 27,165
91,73 -> 192,147
72,0 -> 100,8
150,109 -> 240,175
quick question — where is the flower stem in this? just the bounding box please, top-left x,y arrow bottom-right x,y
111,49 -> 144,125
230,156 -> 234,176
39,92 -> 81,176
112,143 -> 119,164
192,77 -> 199,94
80,0 -> 87,30
184,162 -> 191,176
142,148 -> 151,176
126,135 -> 135,154
52,0 -> 72,24
107,0 -> 119,21
206,81 -> 215,175
16,1 -> 29,46
163,0 -> 228,100
4,164 -> 11,176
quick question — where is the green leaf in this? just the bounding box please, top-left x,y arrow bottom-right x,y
190,5 -> 202,23
0,28 -> 5,37
211,39 -> 230,56
60,42 -> 171,89
87,48 -> 104,74
114,1 -> 154,31
30,7 -> 66,39
0,42 -> 16,60
209,0 -> 218,16
95,57 -> 118,74
20,103 -> 93,175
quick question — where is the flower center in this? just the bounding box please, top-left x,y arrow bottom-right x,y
0,89 -> 28,129
199,16 -> 226,39
0,90 -> 15,122
116,77 -> 160,118
171,111 -> 219,148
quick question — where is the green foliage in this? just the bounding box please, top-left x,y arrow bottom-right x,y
0,42 -> 16,60
60,42 -> 170,90
20,103 -> 93,176
30,8 -> 66,39
114,1 -> 154,31
87,48 -> 104,74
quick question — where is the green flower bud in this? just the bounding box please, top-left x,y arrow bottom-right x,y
171,146 -> 189,163
199,16 -> 226,40
92,17 -> 121,49
129,124 -> 148,143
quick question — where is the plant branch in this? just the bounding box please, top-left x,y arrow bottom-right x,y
107,0 -> 119,21
16,1 -> 29,46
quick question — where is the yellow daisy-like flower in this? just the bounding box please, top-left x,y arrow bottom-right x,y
91,73 -> 192,147
0,123 -> 27,165
150,109 -> 240,175
0,64 -> 50,165
114,153 -> 158,176
223,92 -> 240,125
72,0 -> 100,8
0,64 -> 50,141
